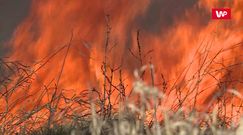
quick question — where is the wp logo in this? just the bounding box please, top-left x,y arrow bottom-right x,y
212,8 -> 231,19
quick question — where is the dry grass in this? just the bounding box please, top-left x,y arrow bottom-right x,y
26,70 -> 243,135
0,52 -> 243,134
0,19 -> 242,134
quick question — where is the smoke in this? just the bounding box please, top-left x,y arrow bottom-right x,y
0,0 -> 31,56
137,0 -> 198,34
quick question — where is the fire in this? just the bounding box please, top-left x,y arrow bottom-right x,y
0,0 -> 242,131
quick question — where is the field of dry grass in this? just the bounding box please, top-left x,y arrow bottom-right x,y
0,64 -> 239,135
0,21 -> 242,135
28,74 -> 243,135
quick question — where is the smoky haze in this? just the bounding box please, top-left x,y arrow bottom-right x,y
137,0 -> 198,34
0,0 -> 31,56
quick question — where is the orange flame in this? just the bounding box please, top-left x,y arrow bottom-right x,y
1,0 -> 243,130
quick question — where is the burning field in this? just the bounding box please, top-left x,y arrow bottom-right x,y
0,0 -> 243,134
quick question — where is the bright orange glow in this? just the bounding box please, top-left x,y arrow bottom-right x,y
0,0 -> 242,131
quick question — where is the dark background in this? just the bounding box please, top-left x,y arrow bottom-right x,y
0,0 -> 31,56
